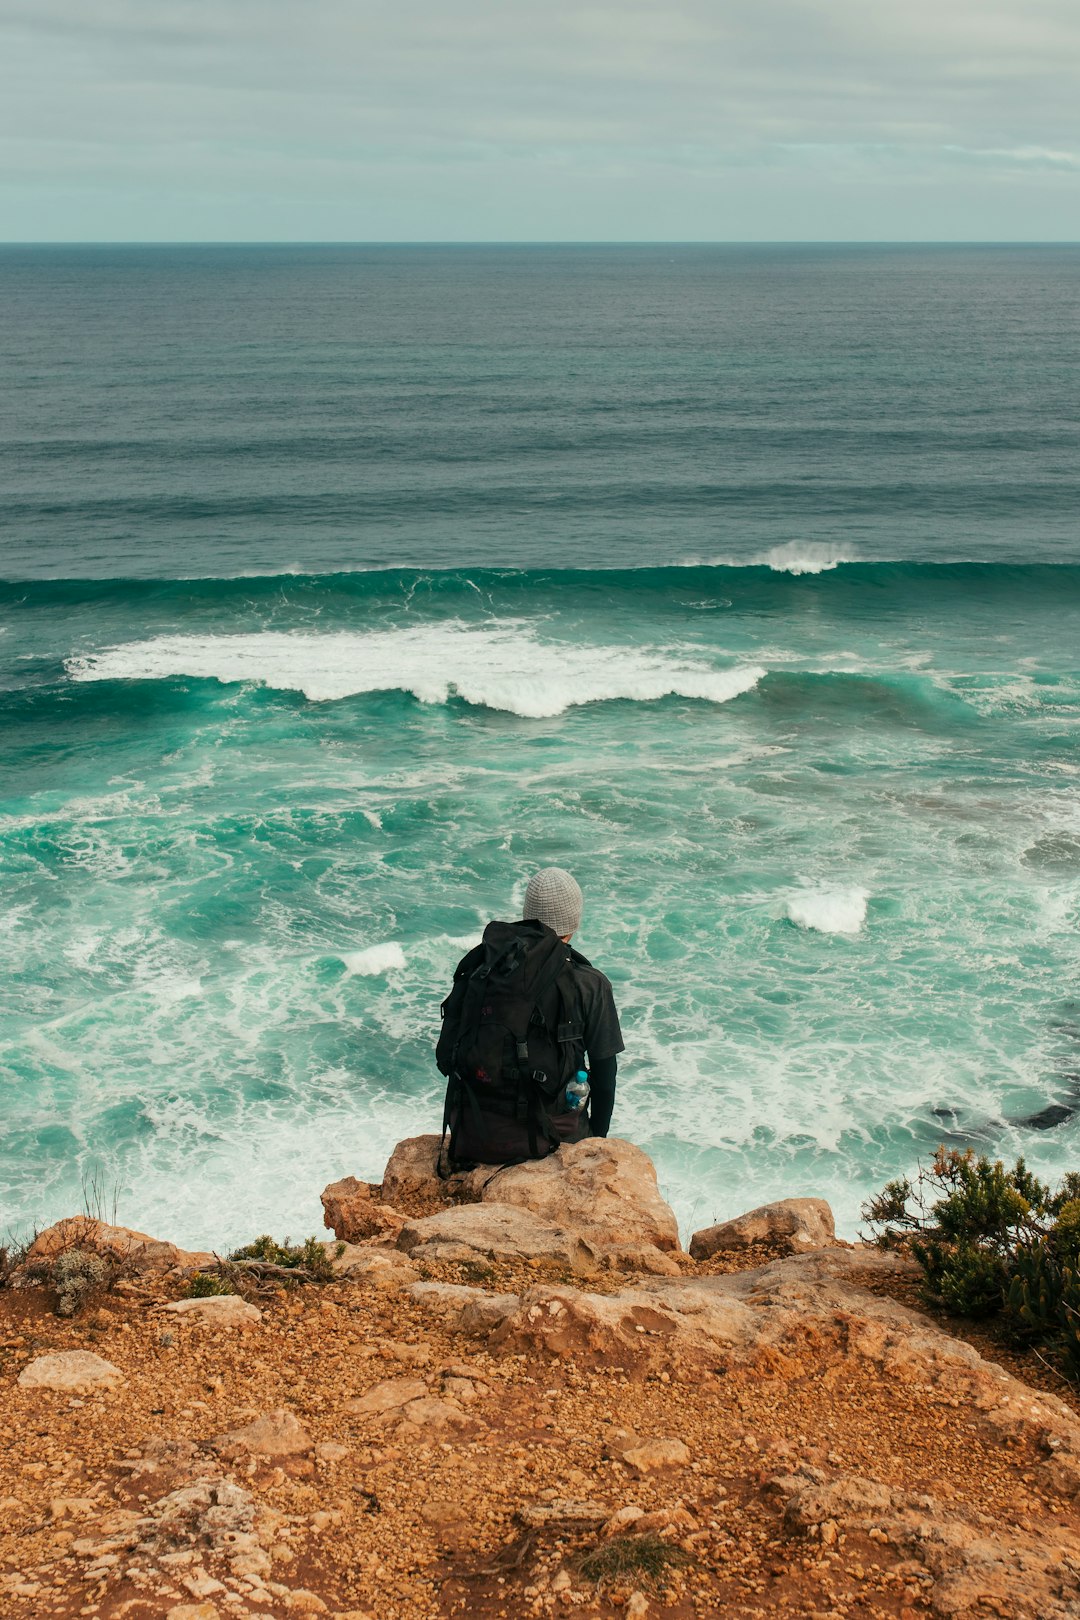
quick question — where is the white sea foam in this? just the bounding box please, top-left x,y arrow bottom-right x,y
785,887 -> 869,934
694,542 -> 855,575
65,624 -> 765,718
757,542 -> 854,575
342,943 -> 407,976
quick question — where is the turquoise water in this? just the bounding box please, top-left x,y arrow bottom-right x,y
2,246 -> 1079,1247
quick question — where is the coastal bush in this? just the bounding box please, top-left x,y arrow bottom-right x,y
185,1271 -> 235,1298
1,1228 -> 120,1315
228,1234 -> 341,1285
52,1249 -> 110,1317
864,1147 -> 1080,1374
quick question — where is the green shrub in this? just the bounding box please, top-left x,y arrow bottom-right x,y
863,1147 -> 1080,1377
185,1271 -> 235,1298
909,1235 -> 1009,1319
228,1234 -> 339,1284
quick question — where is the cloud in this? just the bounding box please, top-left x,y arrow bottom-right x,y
944,144 -> 1080,168
1,0 -> 1078,237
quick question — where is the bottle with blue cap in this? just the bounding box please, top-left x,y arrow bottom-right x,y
564,1068 -> 590,1112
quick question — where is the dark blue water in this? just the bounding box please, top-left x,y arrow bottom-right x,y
3,244 -> 1079,579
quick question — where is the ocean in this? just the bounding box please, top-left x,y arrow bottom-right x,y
2,243 -> 1079,1250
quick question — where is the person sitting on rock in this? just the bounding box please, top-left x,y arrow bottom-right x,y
436,867 -> 623,1168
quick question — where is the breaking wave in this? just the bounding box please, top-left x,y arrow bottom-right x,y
785,888 -> 869,935
65,624 -> 765,717
758,542 -> 853,575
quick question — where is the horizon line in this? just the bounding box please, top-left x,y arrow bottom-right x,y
2,238 -> 1080,249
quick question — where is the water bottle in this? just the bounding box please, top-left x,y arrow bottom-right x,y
565,1069 -> 590,1112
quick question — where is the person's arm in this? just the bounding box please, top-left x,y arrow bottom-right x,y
588,1055 -> 617,1137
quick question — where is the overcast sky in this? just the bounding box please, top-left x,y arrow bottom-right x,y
3,0 -> 1079,241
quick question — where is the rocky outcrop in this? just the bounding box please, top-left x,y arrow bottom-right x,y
411,1244 -> 1080,1497
11,1139 -> 1080,1620
456,1138 -> 682,1257
396,1203 -> 599,1273
319,1176 -> 404,1244
689,1196 -> 839,1258
379,1134 -> 450,1209
27,1218 -> 214,1273
333,1134 -> 684,1272
771,1463 -> 1080,1619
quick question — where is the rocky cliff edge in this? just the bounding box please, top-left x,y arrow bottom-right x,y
3,1135 -> 1079,1620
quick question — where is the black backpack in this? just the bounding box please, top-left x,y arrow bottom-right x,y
436,919 -> 587,1168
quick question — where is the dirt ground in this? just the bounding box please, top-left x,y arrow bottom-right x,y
2,1243 -> 1078,1620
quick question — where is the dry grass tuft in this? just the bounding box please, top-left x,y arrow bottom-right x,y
575,1532 -> 693,1591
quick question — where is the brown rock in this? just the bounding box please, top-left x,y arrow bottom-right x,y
18,1350 -> 124,1393
602,1505 -> 645,1537
407,1281 -> 520,1334
160,1296 -> 262,1329
314,1441 -> 350,1462
421,1497 -> 467,1526
381,1338 -> 433,1367
620,1438 -> 691,1472
345,1378 -> 428,1417
461,1137 -> 682,1256
397,1202 -> 598,1272
601,1244 -> 683,1276
519,1499 -> 610,1528
442,1376 -> 478,1401
48,1497 -> 97,1521
320,1177 -> 404,1243
326,1133 -> 683,1277
689,1197 -> 838,1258
283,1593 -> 329,1615
635,1505 -> 697,1533
329,1245 -> 416,1286
378,1135 -> 682,1272
396,1395 -> 474,1432
27,1217 -> 214,1273
212,1409 -> 314,1460
380,1134 -> 445,1207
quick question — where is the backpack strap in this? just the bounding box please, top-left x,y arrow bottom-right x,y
438,1071 -> 485,1178
554,970 -> 586,1067
517,943 -> 577,1082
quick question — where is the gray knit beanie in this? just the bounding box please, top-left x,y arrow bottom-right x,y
522,868 -> 583,938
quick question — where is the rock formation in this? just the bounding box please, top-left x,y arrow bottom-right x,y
328,1134 -> 685,1273
689,1195 -> 840,1257
27,1217 -> 214,1273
